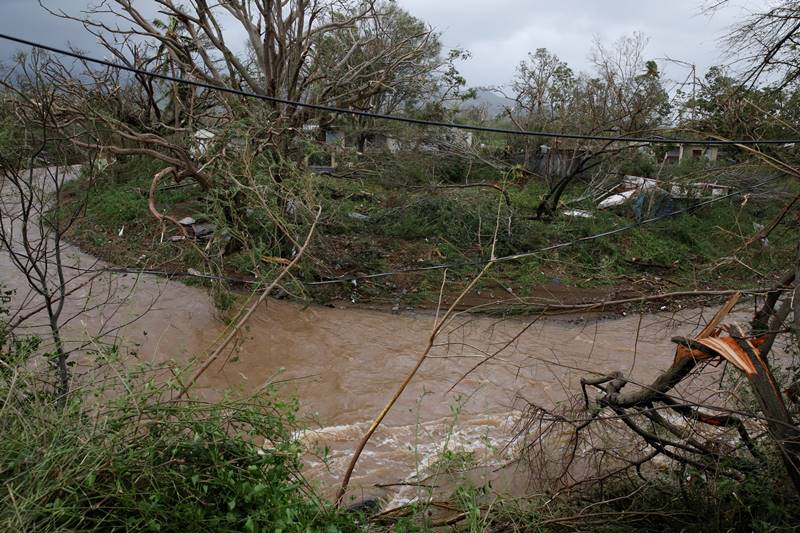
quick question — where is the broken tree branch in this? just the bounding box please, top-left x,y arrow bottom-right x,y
177,207 -> 321,397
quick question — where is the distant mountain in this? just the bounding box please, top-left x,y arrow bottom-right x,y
469,88 -> 516,117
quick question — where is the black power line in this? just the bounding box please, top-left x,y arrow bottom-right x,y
2,32 -> 800,146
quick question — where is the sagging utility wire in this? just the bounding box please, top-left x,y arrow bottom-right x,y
1,32 -> 800,146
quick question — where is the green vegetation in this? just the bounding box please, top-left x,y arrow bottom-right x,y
60,154 -> 798,312
1,289 -> 362,532
1,389 -> 361,532
61,158 -> 206,272
0,316 -> 359,531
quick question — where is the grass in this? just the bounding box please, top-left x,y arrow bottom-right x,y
58,154 -> 799,311
60,157 -> 207,272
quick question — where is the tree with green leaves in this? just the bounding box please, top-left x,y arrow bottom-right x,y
507,34 -> 670,218
677,65 -> 800,147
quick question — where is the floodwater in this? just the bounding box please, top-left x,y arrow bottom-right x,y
0,167 -> 733,507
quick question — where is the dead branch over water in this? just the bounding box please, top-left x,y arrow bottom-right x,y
513,268 -> 800,501
178,207 -> 321,398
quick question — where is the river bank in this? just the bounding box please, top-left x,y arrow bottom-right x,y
0,173 -> 739,505
57,157 -> 797,316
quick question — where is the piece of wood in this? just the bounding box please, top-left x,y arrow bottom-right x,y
736,334 -> 800,494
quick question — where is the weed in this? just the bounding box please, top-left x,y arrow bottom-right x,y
211,281 -> 237,313
0,371 -> 361,531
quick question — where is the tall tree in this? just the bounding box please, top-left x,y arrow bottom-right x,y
42,0 -> 461,188
508,34 -> 669,218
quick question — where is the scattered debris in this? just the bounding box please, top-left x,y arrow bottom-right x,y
178,216 -> 196,226
309,165 -> 336,175
348,212 -> 370,221
118,226 -> 124,237
597,173 -> 733,223
191,222 -> 215,239
632,188 -> 675,221
599,175 -> 730,216
622,175 -> 658,190
670,182 -> 731,199
345,497 -> 383,516
626,257 -> 674,270
168,235 -> 185,242
598,189 -> 637,209
187,268 -> 204,277
753,222 -> 769,247
271,288 -> 289,300
261,255 -> 292,266
562,209 -> 594,218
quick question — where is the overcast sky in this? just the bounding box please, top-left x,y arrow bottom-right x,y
0,0 -> 762,88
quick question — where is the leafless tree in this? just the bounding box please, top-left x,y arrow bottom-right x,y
40,0 -> 462,189
717,0 -> 800,88
0,52 -> 151,402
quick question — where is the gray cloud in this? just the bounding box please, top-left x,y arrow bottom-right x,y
0,1 -> 161,65
398,0 -> 761,87
0,0 -> 762,88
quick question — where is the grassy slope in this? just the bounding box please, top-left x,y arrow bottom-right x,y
60,156 -> 798,312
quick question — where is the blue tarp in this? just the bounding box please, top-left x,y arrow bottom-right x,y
631,190 -> 675,222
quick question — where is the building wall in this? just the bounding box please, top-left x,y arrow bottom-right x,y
677,144 -> 718,162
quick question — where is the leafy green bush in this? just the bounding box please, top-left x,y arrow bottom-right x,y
375,195 -> 485,242
0,368 -> 360,532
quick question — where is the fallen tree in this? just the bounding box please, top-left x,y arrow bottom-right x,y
518,267 -> 800,501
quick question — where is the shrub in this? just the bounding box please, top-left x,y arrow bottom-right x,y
0,365 -> 360,531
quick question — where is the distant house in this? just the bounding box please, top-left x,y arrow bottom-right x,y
301,123 -> 344,169
325,129 -> 345,146
192,128 -> 216,158
665,143 -> 719,164
525,140 -> 589,179
439,129 -> 475,150
358,132 -> 402,154
300,122 -> 475,171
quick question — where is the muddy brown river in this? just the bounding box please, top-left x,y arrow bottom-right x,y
0,167 -> 733,507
